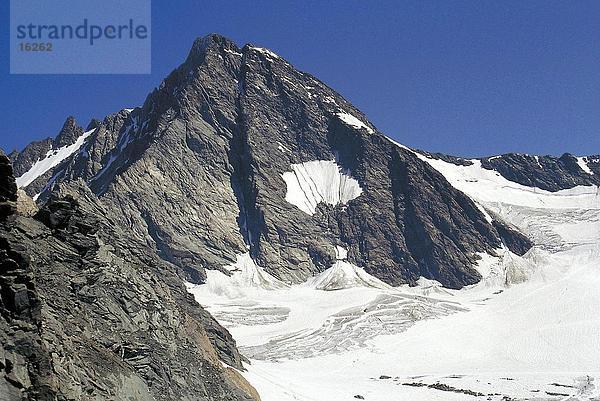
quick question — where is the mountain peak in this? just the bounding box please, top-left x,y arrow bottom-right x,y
185,33 -> 241,65
55,116 -> 84,148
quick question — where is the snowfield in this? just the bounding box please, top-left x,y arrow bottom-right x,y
188,151 -> 600,401
282,160 -> 363,215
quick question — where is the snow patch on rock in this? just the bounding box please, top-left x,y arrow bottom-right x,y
282,160 -> 363,215
577,156 -> 594,175
334,245 -> 348,260
16,128 -> 95,188
250,46 -> 280,60
336,112 -> 373,133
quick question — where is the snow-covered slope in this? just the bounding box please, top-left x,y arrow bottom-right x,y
577,156 -> 595,175
306,246 -> 391,291
336,112 -> 374,134
199,253 -> 288,297
189,148 -> 600,401
412,154 -> 600,210
16,128 -> 95,188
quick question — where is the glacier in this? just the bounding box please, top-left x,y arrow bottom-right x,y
189,150 -> 600,401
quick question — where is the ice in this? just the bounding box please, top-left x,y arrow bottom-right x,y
336,112 -> 374,133
282,160 -> 363,215
306,245 -> 390,291
229,241 -> 600,400
16,128 -> 95,188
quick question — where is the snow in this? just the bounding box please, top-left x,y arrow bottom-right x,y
577,156 -> 594,175
281,160 -> 363,215
250,46 -> 280,59
305,247 -> 391,291
199,253 -> 288,298
306,260 -> 391,291
276,141 -> 290,153
336,112 -> 374,133
189,147 -> 600,401
412,156 -> 600,210
16,128 -> 95,188
334,245 -> 347,260
224,48 -> 243,57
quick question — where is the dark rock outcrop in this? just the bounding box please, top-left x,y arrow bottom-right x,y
480,153 -> 600,192
492,220 -> 533,256
0,154 -> 258,400
0,155 -> 18,221
54,116 -> 84,148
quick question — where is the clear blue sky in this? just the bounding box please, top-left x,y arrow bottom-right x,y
1,0 -> 599,157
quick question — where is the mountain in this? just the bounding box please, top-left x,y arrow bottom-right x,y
11,34 -> 537,290
4,33 -> 600,401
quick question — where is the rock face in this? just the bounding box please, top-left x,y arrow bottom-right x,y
9,116 -> 90,198
491,220 -> 533,256
480,153 -> 600,191
54,117 -> 84,148
0,155 -> 18,220
0,154 -> 258,400
10,34 -> 535,289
